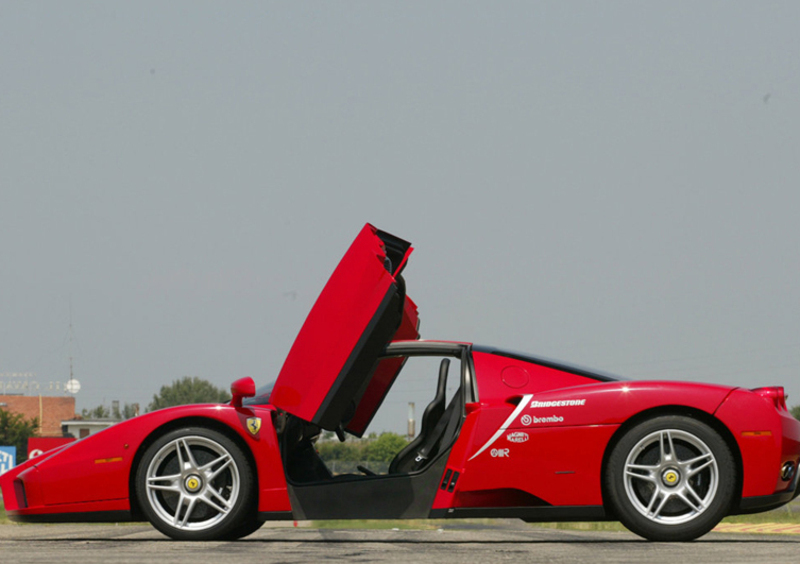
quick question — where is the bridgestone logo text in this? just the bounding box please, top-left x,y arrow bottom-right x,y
529,399 -> 586,408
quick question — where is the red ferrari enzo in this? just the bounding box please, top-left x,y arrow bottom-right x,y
1,224 -> 798,541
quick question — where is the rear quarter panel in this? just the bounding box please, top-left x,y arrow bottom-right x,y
714,388 -> 800,497
452,351 -> 735,507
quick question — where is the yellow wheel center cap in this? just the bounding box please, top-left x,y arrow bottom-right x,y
662,469 -> 680,487
184,475 -> 202,493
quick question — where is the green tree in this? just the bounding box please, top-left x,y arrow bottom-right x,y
317,440 -> 363,463
364,432 -> 408,463
0,408 -> 39,463
121,403 -> 140,419
791,405 -> 800,421
81,404 -> 110,419
316,432 -> 409,465
148,377 -> 230,412
81,403 -> 140,420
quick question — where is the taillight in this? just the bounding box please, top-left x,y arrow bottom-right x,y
752,386 -> 788,411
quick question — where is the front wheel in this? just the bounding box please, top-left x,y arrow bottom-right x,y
135,426 -> 255,540
605,415 -> 736,541
220,518 -> 265,540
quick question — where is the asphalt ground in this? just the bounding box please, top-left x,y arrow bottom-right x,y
1,521 -> 799,564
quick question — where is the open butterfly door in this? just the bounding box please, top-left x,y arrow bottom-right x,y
270,224 -> 419,432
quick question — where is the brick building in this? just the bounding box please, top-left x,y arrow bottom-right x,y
0,395 -> 76,436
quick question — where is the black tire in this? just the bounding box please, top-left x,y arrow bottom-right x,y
219,518 -> 265,540
605,415 -> 736,541
135,426 -> 255,540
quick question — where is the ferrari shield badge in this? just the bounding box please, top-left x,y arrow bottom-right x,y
246,417 -> 261,436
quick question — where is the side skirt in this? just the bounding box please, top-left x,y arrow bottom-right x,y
430,506 -> 610,522
9,510 -> 136,524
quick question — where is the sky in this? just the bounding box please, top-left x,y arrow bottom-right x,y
1,2 -> 799,434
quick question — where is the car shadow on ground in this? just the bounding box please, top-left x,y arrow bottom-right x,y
7,536 -> 800,545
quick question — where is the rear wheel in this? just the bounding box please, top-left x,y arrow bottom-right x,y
605,415 -> 735,541
135,426 -> 255,540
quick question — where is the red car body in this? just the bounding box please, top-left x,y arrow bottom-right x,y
2,224 -> 798,541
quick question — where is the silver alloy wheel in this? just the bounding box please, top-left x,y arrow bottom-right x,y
144,435 -> 241,531
623,429 -> 719,525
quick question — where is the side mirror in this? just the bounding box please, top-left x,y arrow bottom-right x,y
231,377 -> 256,408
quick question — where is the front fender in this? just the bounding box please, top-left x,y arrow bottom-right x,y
0,404 -> 290,518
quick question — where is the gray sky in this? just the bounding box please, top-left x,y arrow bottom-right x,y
2,2 -> 799,433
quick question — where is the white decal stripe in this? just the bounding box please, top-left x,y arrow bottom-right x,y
468,394 -> 534,461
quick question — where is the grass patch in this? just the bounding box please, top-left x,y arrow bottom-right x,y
531,521 -> 628,532
313,503 -> 800,532
1,497 -> 10,525
1,497 -> 22,526
532,502 -> 800,532
313,519 -> 443,530
3,491 -> 797,529
722,504 -> 800,524
312,518 -> 500,530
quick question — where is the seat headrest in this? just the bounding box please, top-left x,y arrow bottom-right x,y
437,358 -> 449,397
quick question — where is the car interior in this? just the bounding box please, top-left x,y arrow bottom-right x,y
277,354 -> 465,485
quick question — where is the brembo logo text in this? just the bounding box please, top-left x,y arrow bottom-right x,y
530,415 -> 563,424
520,413 -> 565,425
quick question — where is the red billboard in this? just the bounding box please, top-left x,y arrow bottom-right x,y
28,437 -> 75,459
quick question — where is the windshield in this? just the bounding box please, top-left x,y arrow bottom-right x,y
242,380 -> 275,406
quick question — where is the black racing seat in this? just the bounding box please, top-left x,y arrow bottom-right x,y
389,358 -> 449,474
410,386 -> 463,473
